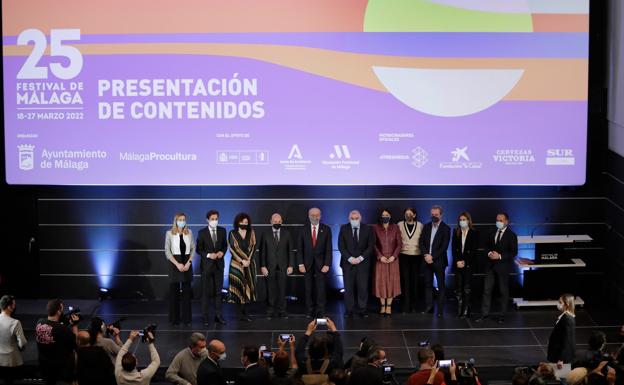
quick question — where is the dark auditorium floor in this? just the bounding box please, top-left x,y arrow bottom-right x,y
15,297 -> 623,374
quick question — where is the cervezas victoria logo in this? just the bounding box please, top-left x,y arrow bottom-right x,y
492,149 -> 535,166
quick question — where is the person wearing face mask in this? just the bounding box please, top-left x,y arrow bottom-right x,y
89,317 -> 122,364
475,212 -> 517,324
451,212 -> 479,318
297,207 -> 333,318
196,339 -> 227,385
0,295 -> 26,385
197,210 -> 228,326
228,212 -> 258,322
373,209 -> 402,316
547,293 -> 576,369
397,207 -> 424,314
260,213 -> 295,319
166,332 -> 208,385
338,210 -> 376,318
165,212 -> 195,326
419,205 -> 451,318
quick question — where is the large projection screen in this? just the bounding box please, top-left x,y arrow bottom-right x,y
3,0 -> 589,185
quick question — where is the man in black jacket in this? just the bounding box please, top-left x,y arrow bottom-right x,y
419,205 -> 451,317
235,346 -> 270,385
197,339 -> 227,385
297,207 -> 333,318
196,210 -> 228,326
260,213 -> 295,318
338,210 -> 375,318
295,318 -> 343,375
475,212 -> 518,324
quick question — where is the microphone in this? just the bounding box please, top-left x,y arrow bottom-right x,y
530,217 -> 550,238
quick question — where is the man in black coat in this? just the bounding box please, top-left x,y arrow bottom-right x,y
197,339 -> 227,385
235,346 -> 270,385
475,212 -> 518,324
259,213 -> 295,318
419,205 -> 451,317
196,210 -> 228,325
338,210 -> 375,318
297,207 -> 333,318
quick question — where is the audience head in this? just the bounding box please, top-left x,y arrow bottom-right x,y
88,317 -> 106,345
240,345 -> 259,367
308,335 -> 328,360
121,352 -> 137,372
0,295 -> 16,314
272,350 -> 290,376
567,368 -> 588,385
207,339 -> 226,362
417,347 -> 435,367
536,362 -> 557,381
358,337 -> 377,357
431,344 -> 445,361
77,330 -> 91,348
512,373 -> 530,385
329,368 -> 348,385
368,346 -> 387,367
46,298 -> 63,318
588,330 -> 607,351
189,332 -> 207,357
350,356 -> 369,373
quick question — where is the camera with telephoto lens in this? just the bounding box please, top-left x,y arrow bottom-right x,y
382,363 -> 399,385
63,306 -> 82,325
105,317 -> 126,337
457,359 -> 479,385
138,324 -> 157,343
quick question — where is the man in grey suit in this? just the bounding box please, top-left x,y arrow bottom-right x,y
260,213 -> 295,318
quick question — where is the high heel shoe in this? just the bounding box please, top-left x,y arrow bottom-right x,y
385,305 -> 392,316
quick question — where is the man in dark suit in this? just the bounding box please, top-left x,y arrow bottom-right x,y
349,347 -> 387,385
475,212 -> 518,324
196,210 -> 228,326
338,210 -> 375,318
197,339 -> 227,385
259,213 -> 295,319
297,207 -> 333,318
419,205 -> 451,317
235,346 -> 270,385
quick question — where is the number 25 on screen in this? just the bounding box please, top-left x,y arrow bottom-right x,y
16,29 -> 83,80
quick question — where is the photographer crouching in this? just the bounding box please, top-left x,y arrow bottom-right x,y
115,328 -> 160,385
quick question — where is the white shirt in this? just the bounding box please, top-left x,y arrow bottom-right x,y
347,226 -> 364,264
461,229 -> 468,254
494,226 -> 507,243
429,223 -> 439,254
310,224 -> 319,237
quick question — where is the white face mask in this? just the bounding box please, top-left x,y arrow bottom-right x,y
218,352 -> 227,361
209,219 -> 218,228
496,221 -> 505,230
350,219 -> 360,228
557,302 -> 564,312
459,220 -> 469,229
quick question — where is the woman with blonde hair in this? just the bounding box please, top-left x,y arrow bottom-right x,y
164,212 -> 195,325
547,293 -> 576,368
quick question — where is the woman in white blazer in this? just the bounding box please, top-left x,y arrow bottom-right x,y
164,213 -> 195,325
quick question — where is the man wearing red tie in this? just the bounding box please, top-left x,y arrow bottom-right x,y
297,207 -> 333,318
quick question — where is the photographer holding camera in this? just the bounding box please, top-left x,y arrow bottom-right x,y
295,317 -> 344,380
89,317 -> 123,364
349,346 -> 387,385
35,299 -> 79,385
115,330 -> 160,385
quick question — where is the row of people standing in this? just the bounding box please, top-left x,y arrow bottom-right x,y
164,205 -> 518,325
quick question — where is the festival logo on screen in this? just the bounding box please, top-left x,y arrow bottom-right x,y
411,147 -> 429,168
280,144 -> 311,171
17,144 -> 35,171
545,149 -> 575,166
440,146 -> 482,169
322,145 -> 359,170
492,149 -> 535,166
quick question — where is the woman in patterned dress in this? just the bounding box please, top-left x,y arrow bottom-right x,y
227,212 -> 257,322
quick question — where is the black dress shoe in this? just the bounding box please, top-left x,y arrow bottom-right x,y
360,311 -> 369,318
214,316 -> 227,325
344,312 -> 353,318
239,315 -> 252,322
437,312 -> 443,318
305,312 -> 314,319
278,312 -> 289,319
496,316 -> 505,324
474,315 -> 488,323
421,307 -> 434,314
266,312 -> 274,319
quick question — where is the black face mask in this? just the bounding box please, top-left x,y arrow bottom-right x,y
381,217 -> 391,224
272,224 -> 282,230
431,216 -> 440,223
238,224 -> 248,230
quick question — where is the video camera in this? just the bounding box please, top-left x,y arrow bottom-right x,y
382,363 -> 398,385
63,306 -> 82,325
138,324 -> 157,343
457,359 -> 478,385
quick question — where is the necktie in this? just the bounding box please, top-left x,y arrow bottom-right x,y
353,227 -> 359,245
211,228 -> 217,245
179,233 -> 186,256
312,226 -> 317,247
274,230 -> 279,243
496,230 -> 503,244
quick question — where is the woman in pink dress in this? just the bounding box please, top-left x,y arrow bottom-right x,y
373,209 -> 402,316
